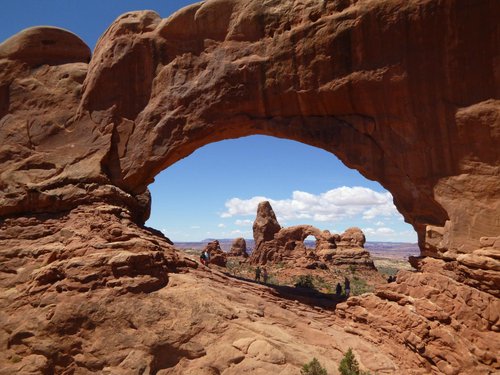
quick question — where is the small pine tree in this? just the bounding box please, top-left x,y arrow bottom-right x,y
338,348 -> 370,375
301,357 -> 328,375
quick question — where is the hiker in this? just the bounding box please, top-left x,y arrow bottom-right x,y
199,251 -> 207,266
205,249 -> 211,267
255,266 -> 261,282
336,282 -> 342,297
262,267 -> 268,284
200,250 -> 210,267
344,277 -> 351,298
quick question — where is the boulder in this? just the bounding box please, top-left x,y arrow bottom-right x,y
204,240 -> 227,267
338,228 -> 366,248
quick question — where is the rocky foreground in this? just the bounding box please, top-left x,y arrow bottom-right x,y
0,0 -> 499,373
0,205 -> 498,374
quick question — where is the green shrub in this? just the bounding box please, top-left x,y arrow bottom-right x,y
312,276 -> 333,293
301,357 -> 327,375
351,277 -> 373,296
294,275 -> 315,289
226,259 -> 243,276
338,348 -> 370,375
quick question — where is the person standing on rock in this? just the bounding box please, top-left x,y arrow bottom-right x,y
255,266 -> 261,282
336,282 -> 342,297
205,249 -> 211,267
262,267 -> 268,284
344,277 -> 351,298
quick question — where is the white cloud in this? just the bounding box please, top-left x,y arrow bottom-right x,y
221,187 -> 399,222
363,227 -> 396,236
375,221 -> 385,226
218,223 -> 226,228
235,219 -> 253,226
221,196 -> 268,218
191,225 -> 201,229
230,229 -> 251,235
377,227 -> 396,234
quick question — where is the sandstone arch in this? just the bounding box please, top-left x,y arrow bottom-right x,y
0,1 -> 499,373
2,0 -> 498,257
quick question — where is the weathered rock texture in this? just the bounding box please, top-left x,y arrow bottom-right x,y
203,240 -> 227,267
228,237 -> 248,258
250,201 -> 375,269
0,0 -> 499,373
252,201 -> 281,252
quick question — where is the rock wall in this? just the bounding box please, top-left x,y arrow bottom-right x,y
0,0 -> 499,373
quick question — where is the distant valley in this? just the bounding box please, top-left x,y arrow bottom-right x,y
173,238 -> 420,261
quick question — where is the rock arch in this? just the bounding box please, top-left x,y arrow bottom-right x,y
2,0 -> 498,258
0,1 -> 499,372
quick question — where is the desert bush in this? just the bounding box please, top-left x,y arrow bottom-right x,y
351,277 -> 373,296
226,259 -> 243,276
338,348 -> 370,375
294,275 -> 315,289
312,275 -> 333,293
301,357 -> 328,375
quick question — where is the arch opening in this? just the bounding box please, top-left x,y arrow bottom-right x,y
146,135 -> 418,247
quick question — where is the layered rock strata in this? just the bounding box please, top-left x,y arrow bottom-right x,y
0,0 -> 499,373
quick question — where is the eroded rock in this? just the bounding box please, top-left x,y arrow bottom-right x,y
203,240 -> 227,267
0,0 -> 499,373
249,201 -> 375,270
228,237 -> 248,258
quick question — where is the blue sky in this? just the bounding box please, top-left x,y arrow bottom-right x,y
2,1 -> 417,243
148,136 -> 417,243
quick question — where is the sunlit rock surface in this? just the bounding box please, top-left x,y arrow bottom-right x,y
0,0 -> 499,373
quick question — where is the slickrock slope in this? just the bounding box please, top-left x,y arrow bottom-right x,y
0,0 -> 499,374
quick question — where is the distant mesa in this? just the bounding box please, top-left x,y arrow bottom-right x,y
250,201 -> 376,270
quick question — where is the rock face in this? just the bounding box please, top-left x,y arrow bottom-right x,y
204,240 -> 227,267
339,228 -> 366,248
0,0 -> 499,374
250,202 -> 375,269
228,237 -> 248,258
252,201 -> 281,252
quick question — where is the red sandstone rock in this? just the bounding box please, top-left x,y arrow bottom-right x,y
338,227 -> 366,248
228,237 -> 248,258
0,0 -> 499,373
252,201 -> 281,253
250,201 -> 375,269
203,240 -> 227,267
0,26 -> 90,67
